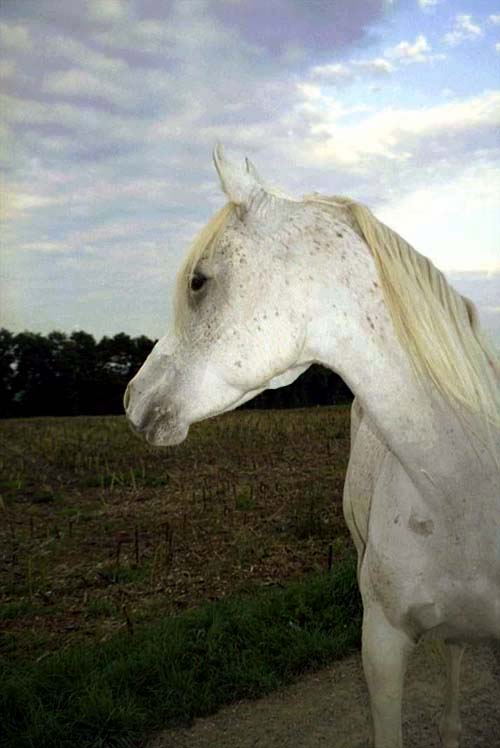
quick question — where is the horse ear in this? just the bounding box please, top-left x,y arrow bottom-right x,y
245,157 -> 265,186
213,143 -> 262,213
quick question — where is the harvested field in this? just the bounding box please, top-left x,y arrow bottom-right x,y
0,406 -> 352,664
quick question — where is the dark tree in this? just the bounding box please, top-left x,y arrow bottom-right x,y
243,364 -> 352,410
0,329 -> 16,417
10,333 -> 52,416
96,333 -> 156,415
0,330 -> 351,418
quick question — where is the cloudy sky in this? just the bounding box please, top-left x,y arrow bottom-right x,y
1,0 -> 499,345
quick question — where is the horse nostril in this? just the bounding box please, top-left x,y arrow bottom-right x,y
123,383 -> 131,411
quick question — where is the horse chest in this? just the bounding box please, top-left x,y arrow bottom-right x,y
361,451 -> 500,636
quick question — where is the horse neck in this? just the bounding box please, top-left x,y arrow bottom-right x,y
304,237 -> 495,499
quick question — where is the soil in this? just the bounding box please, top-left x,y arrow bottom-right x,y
149,641 -> 500,748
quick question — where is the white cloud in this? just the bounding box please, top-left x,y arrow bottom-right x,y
296,83 -> 323,100
310,63 -> 353,83
353,57 -> 395,74
443,14 -> 482,46
94,7 -> 259,61
301,90 -> 500,166
376,162 -> 500,273
43,69 -> 133,106
94,18 -> 171,54
2,190 -> 63,220
1,93 -> 142,143
71,178 -> 178,206
87,0 -> 128,23
0,61 -> 15,78
384,34 -> 444,64
2,0 -> 498,340
418,0 -> 440,8
280,44 -> 307,64
310,38 -> 436,89
19,241 -> 69,254
385,34 -> 430,60
488,14 -> 500,25
47,35 -> 127,77
496,42 -> 500,54
448,271 -> 500,346
66,220 -> 165,246
42,35 -> 137,112
309,57 -> 394,87
0,22 -> 32,51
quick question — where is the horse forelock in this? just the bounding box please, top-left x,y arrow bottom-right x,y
173,203 -> 236,335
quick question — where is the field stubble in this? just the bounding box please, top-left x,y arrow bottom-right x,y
0,406 -> 352,663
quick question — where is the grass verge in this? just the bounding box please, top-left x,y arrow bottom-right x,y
1,556 -> 361,748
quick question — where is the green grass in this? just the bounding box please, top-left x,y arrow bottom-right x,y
84,599 -> 118,619
0,556 -> 361,748
0,600 -> 37,621
0,407 -> 356,745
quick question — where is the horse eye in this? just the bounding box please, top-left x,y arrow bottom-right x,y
190,273 -> 207,292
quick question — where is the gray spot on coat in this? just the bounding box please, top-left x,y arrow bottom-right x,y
408,514 -> 434,536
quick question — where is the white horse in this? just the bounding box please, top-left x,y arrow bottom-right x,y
125,146 -> 500,748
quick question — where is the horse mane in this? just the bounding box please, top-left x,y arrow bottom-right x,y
306,194 -> 500,431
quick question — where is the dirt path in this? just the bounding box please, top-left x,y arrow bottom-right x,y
149,642 -> 500,747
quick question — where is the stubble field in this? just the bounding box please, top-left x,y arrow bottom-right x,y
0,405 -> 353,665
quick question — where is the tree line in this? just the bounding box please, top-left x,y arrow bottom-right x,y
0,329 -> 352,418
